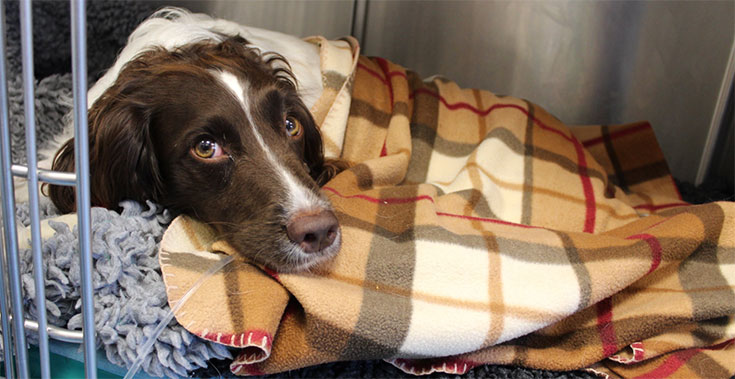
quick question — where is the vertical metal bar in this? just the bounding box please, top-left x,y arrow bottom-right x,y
0,250 -> 15,379
19,0 -> 51,377
695,40 -> 735,186
71,0 -> 97,377
0,1 -> 20,377
1,1 -> 30,376
350,0 -> 368,45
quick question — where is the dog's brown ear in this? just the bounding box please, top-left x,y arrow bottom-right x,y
45,139 -> 77,213
48,86 -> 164,213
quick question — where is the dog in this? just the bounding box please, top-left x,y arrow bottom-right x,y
47,9 -> 345,272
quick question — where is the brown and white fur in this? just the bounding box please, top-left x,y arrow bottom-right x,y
45,8 -> 344,272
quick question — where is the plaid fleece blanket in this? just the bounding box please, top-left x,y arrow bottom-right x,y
159,37 -> 735,378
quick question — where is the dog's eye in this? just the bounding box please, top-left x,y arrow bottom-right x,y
193,138 -> 223,159
285,117 -> 301,137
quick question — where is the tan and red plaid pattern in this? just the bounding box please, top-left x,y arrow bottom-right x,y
160,41 -> 735,378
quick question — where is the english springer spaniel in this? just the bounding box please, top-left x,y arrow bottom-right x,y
46,9 -> 344,272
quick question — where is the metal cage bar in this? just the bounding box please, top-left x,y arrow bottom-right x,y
11,164 -> 77,186
71,0 -> 97,376
0,2 -> 22,377
19,0 -> 51,377
0,0 -> 97,377
0,3 -> 30,376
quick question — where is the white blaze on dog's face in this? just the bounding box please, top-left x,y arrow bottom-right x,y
49,37 -> 341,272
215,71 -> 329,215
209,69 -> 340,271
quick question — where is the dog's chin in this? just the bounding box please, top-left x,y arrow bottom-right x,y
233,229 -> 342,274
278,231 -> 342,274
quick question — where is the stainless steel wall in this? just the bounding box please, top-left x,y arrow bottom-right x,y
177,0 -> 354,39
170,0 -> 734,184
361,0 -> 734,184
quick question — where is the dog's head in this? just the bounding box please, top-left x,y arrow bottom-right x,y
49,36 -> 343,272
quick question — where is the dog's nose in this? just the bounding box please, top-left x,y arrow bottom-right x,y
286,210 -> 339,253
